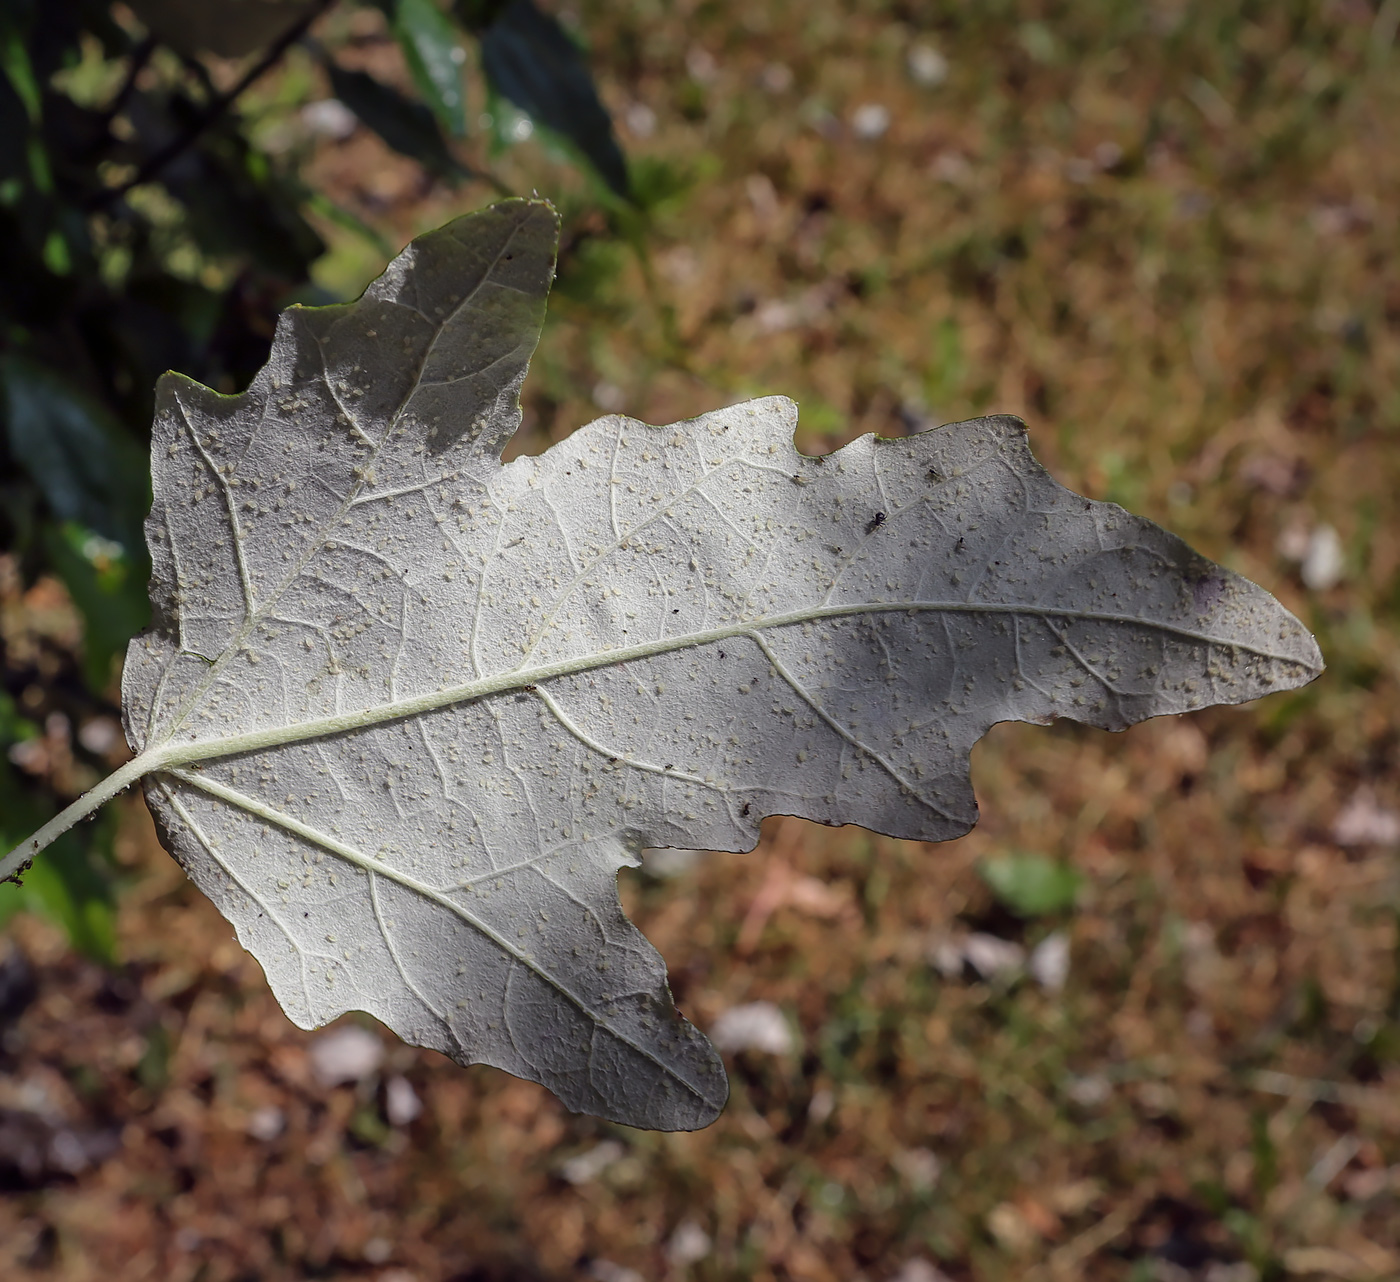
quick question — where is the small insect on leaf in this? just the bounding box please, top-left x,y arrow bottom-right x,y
12,200 -> 1322,1134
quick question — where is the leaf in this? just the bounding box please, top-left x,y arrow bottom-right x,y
0,354 -> 147,552
978,853 -> 1082,917
0,58 -> 32,182
324,60 -> 465,182
44,521 -> 150,690
124,0 -> 323,58
479,0 -> 628,197
42,199 -> 1315,1132
391,0 -> 467,138
1,355 -> 151,687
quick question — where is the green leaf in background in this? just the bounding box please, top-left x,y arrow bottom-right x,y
0,61 -> 33,185
44,523 -> 150,691
1,355 -> 151,691
0,24 -> 41,123
391,0 -> 467,137
479,0 -> 628,198
978,853 -> 1083,918
0,820 -> 119,962
0,353 -> 148,553
124,0 -> 323,58
324,60 -> 465,181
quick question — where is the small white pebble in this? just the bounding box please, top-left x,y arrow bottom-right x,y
247,1105 -> 284,1141
851,102 -> 891,140
1301,523 -> 1344,590
301,98 -> 357,141
77,716 -> 119,755
385,1075 -> 422,1126
907,44 -> 949,87
624,102 -> 655,138
559,1139 -> 625,1186
891,1258 -> 955,1282
308,1025 -> 383,1087
666,1220 -> 712,1267
963,933 -> 1025,980
1029,931 -> 1070,991
592,381 -> 626,413
710,1001 -> 794,1054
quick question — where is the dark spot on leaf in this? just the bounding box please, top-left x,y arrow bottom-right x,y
1191,576 -> 1224,613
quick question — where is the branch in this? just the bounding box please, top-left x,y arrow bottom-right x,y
87,0 -> 335,211
95,34 -> 158,133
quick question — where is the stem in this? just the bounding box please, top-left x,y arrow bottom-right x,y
95,35 -> 158,133
0,748 -> 165,885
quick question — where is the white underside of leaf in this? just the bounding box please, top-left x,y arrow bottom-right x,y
111,201 -> 1321,1131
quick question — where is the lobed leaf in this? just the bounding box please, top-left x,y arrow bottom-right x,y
114,199 -> 1320,1130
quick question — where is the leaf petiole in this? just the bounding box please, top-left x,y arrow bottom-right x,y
1,747 -> 166,884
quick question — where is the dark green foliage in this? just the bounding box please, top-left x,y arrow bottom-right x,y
0,355 -> 147,554
325,59 -> 468,178
480,0 -> 630,198
0,0 -> 626,951
391,0 -> 467,135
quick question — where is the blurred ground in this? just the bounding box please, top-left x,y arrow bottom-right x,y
4,2 -> 1400,1279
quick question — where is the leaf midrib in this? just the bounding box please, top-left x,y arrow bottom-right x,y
140,596 -> 1312,774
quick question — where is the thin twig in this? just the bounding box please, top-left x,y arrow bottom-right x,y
87,0 -> 335,211
177,51 -> 220,101
95,34 -> 157,131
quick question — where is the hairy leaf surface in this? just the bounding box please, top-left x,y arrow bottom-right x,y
119,200 -> 1321,1130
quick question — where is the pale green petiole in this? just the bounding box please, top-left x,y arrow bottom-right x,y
2,748 -> 163,883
